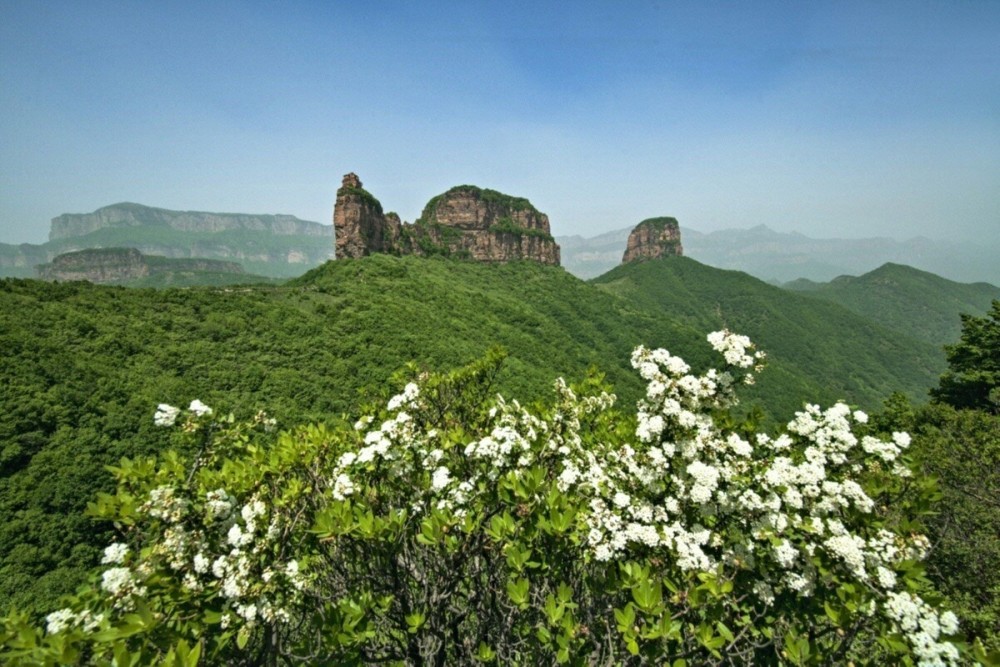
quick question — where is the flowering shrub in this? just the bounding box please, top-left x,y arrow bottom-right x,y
0,333 -> 980,665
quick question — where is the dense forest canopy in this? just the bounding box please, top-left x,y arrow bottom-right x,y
0,257 -> 997,664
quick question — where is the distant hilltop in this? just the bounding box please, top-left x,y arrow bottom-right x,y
50,202 -> 328,240
334,173 -> 561,265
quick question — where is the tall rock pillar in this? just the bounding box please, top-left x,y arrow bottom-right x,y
334,173 -> 398,258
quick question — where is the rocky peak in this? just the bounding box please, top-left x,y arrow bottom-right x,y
333,174 -> 399,259
333,175 -> 560,266
341,172 -> 362,189
622,217 -> 684,264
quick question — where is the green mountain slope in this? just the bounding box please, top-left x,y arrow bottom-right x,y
784,263 -> 1000,347
0,255 -> 947,613
591,257 -> 944,413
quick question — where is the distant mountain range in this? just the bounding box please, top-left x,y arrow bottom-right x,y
3,202 -> 997,287
557,224 -> 1000,285
0,203 -> 334,279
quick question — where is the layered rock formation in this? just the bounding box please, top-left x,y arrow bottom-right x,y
333,174 -> 560,265
333,173 -> 401,258
37,248 -> 244,284
621,217 -> 683,264
0,203 -> 335,279
50,203 -> 328,240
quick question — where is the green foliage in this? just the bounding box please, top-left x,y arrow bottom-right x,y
635,217 -> 680,237
932,300 -> 1000,413
592,256 -> 944,411
786,263 -> 1000,347
488,217 -> 555,240
872,398 -> 1000,656
0,255 -> 957,618
126,271 -> 280,288
0,341 -> 968,665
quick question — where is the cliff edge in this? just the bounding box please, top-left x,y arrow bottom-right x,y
621,217 -> 683,264
333,174 -> 560,265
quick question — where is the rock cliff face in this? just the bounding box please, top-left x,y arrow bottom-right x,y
37,248 -> 244,284
621,217 -> 683,264
50,203 -> 328,240
333,174 -> 560,266
333,173 -> 401,258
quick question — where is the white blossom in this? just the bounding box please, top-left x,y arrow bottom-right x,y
188,399 -> 213,417
154,403 -> 181,427
101,542 -> 129,565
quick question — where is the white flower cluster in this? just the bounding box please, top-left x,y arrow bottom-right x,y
331,381 -> 562,518
101,542 -> 129,565
706,329 -> 766,374
78,331 -> 955,665
140,489 -> 303,625
323,330 -> 952,664
50,471 -> 309,636
571,333 -> 957,663
153,399 -> 213,427
884,592 -> 961,666
44,608 -> 104,635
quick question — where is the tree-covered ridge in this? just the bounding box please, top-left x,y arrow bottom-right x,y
0,255 -> 956,618
591,256 -> 943,411
785,263 -> 1000,347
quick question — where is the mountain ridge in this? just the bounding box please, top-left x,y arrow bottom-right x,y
557,225 -> 1000,285
785,262 -> 1000,347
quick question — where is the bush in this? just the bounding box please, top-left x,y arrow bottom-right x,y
0,333 -> 977,665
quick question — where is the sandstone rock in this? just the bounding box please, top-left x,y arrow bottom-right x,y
333,173 -> 401,259
36,248 -> 244,284
621,217 -> 683,264
333,177 -> 561,266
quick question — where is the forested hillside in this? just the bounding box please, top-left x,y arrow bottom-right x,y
0,255 -> 949,614
784,263 -> 1000,347
591,257 -> 943,412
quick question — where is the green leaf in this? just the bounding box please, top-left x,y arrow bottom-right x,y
506,577 -> 530,607
823,601 -> 841,625
476,642 -> 496,662
613,604 -> 636,632
631,578 -> 662,612
405,612 -> 425,633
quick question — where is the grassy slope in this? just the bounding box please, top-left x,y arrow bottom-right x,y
0,254 -> 948,613
591,257 -> 944,412
784,263 -> 1000,347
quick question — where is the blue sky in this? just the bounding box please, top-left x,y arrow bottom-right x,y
1,1 -> 997,243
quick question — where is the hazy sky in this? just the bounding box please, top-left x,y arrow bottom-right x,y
1,1 -> 997,244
